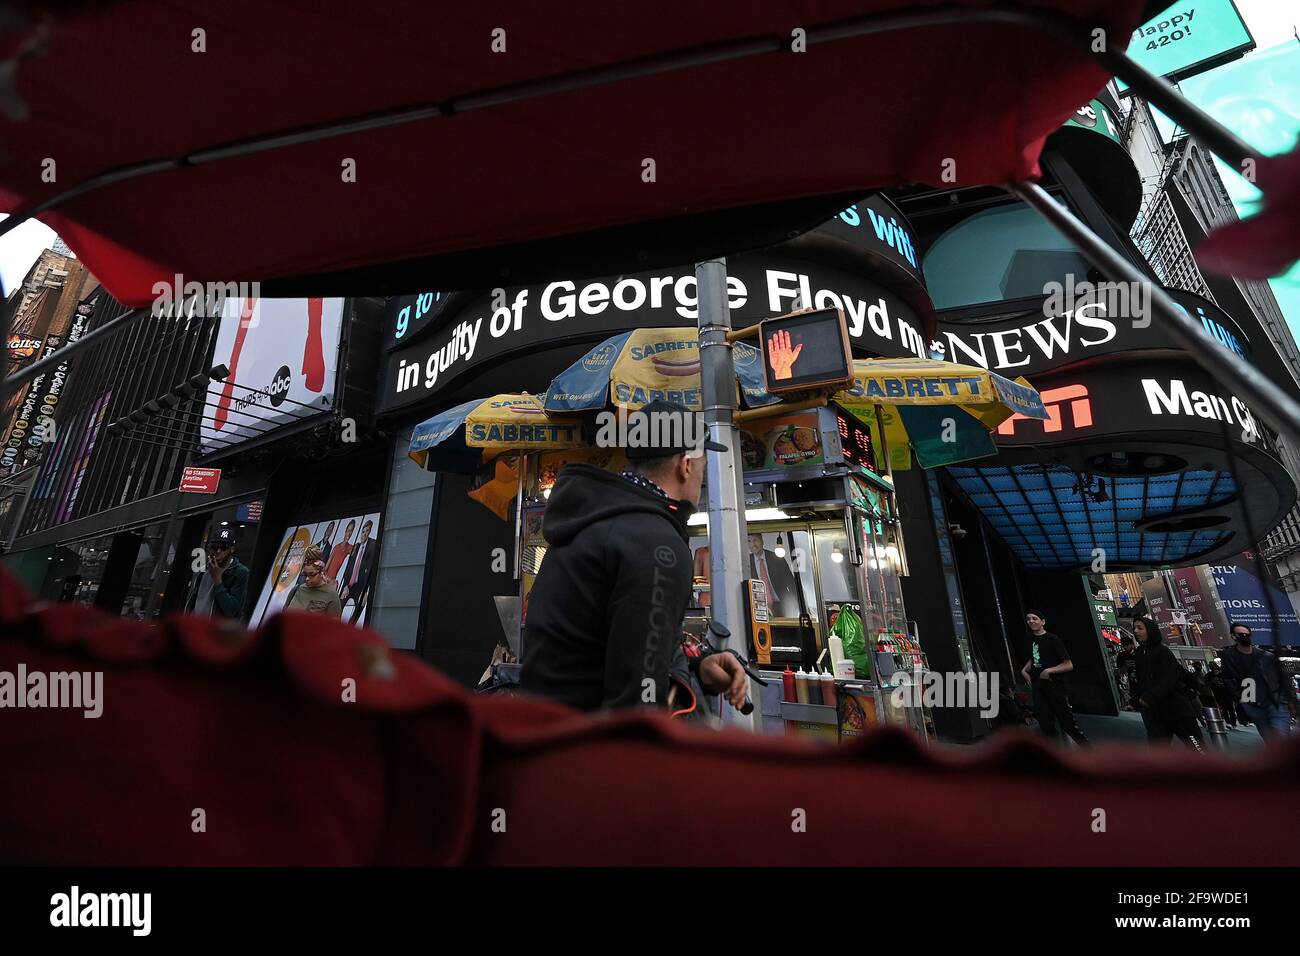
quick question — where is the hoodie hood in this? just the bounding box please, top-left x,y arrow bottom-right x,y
542,463 -> 695,546
1137,617 -> 1164,647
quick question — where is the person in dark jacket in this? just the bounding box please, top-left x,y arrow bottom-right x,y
1115,634 -> 1138,710
521,401 -> 748,712
1188,661 -> 1217,709
184,526 -> 249,620
1206,659 -> 1238,727
1132,616 -> 1204,751
1218,622 -> 1296,740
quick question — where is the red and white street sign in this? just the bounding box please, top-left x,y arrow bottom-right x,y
179,466 -> 221,494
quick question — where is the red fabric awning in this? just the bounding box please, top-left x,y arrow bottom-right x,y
3,565 -> 1298,866
0,1 -> 1145,305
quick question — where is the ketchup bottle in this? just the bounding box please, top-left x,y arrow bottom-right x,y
782,665 -> 796,703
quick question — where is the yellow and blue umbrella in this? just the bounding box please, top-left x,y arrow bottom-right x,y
834,358 -> 1048,470
408,393 -> 585,473
544,327 -> 781,412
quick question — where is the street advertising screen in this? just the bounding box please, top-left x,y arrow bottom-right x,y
250,510 -> 382,628
201,297 -> 345,453
1116,0 -> 1254,93
759,308 -> 853,394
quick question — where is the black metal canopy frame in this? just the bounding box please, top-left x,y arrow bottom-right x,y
0,4 -> 1294,645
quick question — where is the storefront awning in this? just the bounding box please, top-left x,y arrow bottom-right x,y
950,463 -> 1238,571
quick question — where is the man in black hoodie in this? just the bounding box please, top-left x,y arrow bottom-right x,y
521,401 -> 748,712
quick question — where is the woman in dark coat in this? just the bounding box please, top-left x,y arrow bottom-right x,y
1132,617 -> 1205,752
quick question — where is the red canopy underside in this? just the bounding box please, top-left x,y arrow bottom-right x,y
2,565 -> 1297,866
0,1 -> 1144,305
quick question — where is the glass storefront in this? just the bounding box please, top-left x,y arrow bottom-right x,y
53,534 -> 115,605
121,521 -> 173,620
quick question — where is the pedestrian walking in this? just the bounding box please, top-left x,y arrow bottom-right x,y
1115,634 -> 1138,710
1206,660 -> 1238,728
1020,610 -> 1089,745
1132,617 -> 1204,751
1189,661 -> 1218,710
1218,623 -> 1296,741
521,401 -> 748,712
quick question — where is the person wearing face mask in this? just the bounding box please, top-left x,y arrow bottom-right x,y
1131,616 -> 1204,751
1019,609 -> 1089,745
1218,622 -> 1295,740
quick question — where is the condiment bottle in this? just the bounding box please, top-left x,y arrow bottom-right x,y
828,635 -> 846,675
807,669 -> 824,706
782,665 -> 796,703
821,670 -> 837,708
795,668 -> 810,704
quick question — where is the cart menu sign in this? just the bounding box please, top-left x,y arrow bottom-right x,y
737,411 -> 824,470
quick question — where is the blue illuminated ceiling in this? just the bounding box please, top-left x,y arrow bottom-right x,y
948,464 -> 1237,570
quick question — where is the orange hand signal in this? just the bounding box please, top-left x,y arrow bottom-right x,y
767,328 -> 803,380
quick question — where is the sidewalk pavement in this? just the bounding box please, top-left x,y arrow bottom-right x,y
943,711 -> 1275,752
1073,710 -> 1266,754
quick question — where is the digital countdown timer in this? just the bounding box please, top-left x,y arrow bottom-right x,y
836,409 -> 876,472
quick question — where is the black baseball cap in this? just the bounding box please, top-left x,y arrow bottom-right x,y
208,527 -> 237,548
623,400 -> 728,460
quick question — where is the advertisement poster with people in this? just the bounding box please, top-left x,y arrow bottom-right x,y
201,297 -> 345,453
250,511 -> 382,627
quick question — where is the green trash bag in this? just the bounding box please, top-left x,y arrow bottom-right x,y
831,605 -> 870,681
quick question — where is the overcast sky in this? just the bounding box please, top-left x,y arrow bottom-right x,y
2,2 -> 1298,297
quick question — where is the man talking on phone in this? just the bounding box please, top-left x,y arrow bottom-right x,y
185,526 -> 250,620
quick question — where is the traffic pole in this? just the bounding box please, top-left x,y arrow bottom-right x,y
695,257 -> 758,729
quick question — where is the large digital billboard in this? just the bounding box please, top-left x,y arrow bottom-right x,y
201,297 -> 345,454
1117,0 -> 1254,93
